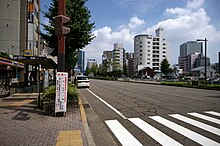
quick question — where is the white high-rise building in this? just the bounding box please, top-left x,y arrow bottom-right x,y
113,43 -> 125,71
134,27 -> 168,73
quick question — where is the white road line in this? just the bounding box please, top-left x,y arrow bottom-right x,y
86,89 -> 127,119
205,111 -> 220,117
170,114 -> 220,136
129,118 -> 183,146
105,120 -> 143,146
188,112 -> 220,125
150,116 -> 220,146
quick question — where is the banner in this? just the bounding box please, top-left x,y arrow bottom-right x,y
55,72 -> 68,113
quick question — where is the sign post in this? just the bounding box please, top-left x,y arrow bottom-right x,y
55,72 -> 68,116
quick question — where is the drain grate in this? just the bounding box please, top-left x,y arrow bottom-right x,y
83,104 -> 90,108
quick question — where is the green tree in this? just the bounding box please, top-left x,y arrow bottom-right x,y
41,0 -> 95,70
161,58 -> 171,77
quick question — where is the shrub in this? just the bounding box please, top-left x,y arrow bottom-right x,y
42,83 -> 79,106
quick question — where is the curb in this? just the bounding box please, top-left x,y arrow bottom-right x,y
79,95 -> 96,146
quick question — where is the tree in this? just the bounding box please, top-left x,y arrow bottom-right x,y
161,58 -> 171,77
41,0 -> 95,70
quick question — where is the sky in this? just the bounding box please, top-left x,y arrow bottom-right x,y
41,0 -> 220,65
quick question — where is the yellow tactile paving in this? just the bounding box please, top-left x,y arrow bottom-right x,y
0,100 -> 33,107
56,130 -> 83,146
79,97 -> 86,123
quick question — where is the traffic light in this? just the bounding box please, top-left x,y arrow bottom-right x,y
55,15 -> 70,37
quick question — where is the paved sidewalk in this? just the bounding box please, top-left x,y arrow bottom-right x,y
0,96 -> 91,146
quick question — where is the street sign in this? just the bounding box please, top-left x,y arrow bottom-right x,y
55,72 -> 68,114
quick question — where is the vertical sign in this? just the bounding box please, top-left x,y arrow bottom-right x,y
55,72 -> 68,113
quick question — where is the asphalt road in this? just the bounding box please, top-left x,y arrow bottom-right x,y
79,79 -> 220,146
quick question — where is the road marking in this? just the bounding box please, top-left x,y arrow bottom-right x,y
105,120 -> 143,146
129,118 -> 183,146
150,116 -> 220,146
170,114 -> 220,136
205,111 -> 220,117
188,112 -> 220,125
86,89 -> 127,119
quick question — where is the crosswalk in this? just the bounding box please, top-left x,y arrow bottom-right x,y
105,111 -> 220,146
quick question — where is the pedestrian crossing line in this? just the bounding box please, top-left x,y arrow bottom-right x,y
170,114 -> 220,136
105,120 -> 143,146
129,118 -> 183,146
205,111 -> 220,117
188,112 -> 220,125
150,116 -> 220,146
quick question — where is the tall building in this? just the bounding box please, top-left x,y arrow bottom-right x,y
134,27 -> 168,73
178,41 -> 204,74
87,58 -> 97,69
180,41 -> 202,57
113,43 -> 125,71
77,49 -> 85,73
0,0 -> 40,56
102,51 -> 113,72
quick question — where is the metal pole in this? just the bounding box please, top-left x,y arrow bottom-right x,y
204,38 -> 207,81
58,0 -> 66,72
38,64 -> 41,108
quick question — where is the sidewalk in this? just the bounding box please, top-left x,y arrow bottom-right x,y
0,93 -> 94,146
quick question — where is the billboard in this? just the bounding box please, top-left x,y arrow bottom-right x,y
55,72 -> 68,113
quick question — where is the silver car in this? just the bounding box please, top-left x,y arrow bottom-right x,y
75,75 -> 90,88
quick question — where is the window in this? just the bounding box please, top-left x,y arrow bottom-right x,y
140,45 -> 142,47
140,62 -> 142,65
140,50 -> 142,52
140,54 -> 142,56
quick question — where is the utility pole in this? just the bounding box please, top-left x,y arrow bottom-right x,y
196,38 -> 208,81
56,0 -> 70,71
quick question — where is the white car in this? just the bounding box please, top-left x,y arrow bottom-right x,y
75,75 -> 90,88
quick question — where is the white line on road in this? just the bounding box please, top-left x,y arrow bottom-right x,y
105,120 -> 143,146
188,112 -> 220,125
205,111 -> 220,117
86,89 -> 127,119
170,114 -> 220,136
150,116 -> 220,146
129,118 -> 183,146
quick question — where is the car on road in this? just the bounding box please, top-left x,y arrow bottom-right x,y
75,75 -> 90,88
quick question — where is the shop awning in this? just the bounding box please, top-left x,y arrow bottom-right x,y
13,55 -> 57,69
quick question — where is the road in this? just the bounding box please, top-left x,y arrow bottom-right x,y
79,79 -> 220,146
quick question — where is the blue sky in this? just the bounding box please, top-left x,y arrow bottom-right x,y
41,0 -> 220,65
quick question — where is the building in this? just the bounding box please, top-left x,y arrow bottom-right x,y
0,0 -> 40,56
77,50 -> 85,73
128,58 -> 138,78
134,27 -> 168,73
178,41 -> 203,74
102,51 -> 113,72
180,41 -> 202,57
87,58 -> 97,69
190,66 -> 217,79
112,43 -> 125,71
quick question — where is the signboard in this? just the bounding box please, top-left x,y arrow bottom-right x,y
23,50 -> 32,56
55,72 -> 68,113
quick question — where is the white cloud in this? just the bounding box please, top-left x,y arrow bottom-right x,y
84,0 -> 220,65
145,8 -> 220,64
187,0 -> 204,9
128,17 -> 145,29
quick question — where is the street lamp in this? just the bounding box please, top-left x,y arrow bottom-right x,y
196,38 -> 208,81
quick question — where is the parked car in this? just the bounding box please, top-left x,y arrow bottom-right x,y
75,75 -> 90,88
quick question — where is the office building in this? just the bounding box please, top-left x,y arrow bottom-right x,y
134,27 -> 168,73
87,58 -> 97,69
77,49 -> 85,73
0,0 -> 40,56
102,51 -> 113,72
113,43 -> 125,71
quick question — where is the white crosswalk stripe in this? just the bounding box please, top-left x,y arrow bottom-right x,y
150,116 -> 220,146
105,120 -> 143,146
105,111 -> 220,146
205,111 -> 220,117
129,118 -> 183,146
170,114 -> 220,136
188,112 -> 220,125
